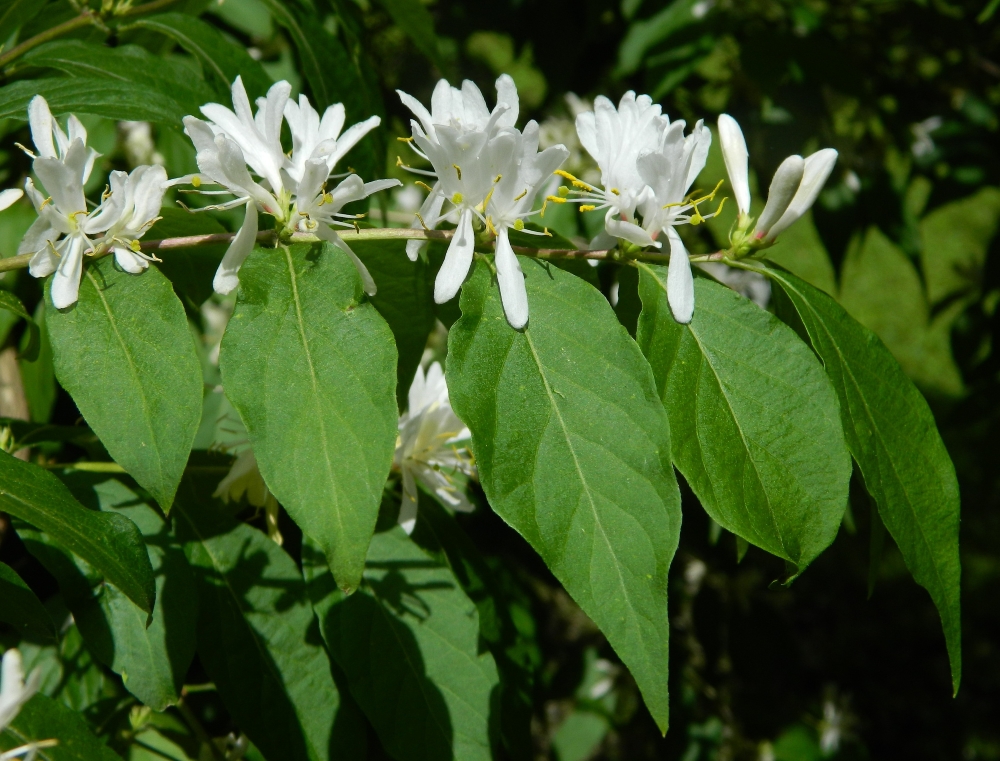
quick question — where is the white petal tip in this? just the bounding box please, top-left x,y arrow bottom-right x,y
213,275 -> 239,295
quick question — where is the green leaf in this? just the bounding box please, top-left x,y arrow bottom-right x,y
0,694 -> 121,761
764,210 -> 838,296
19,302 -> 56,423
838,226 -> 963,396
769,266 -> 962,693
46,258 -> 203,509
21,40 -> 214,117
375,0 -> 444,68
0,290 -> 39,361
151,207 -> 228,308
0,78 -> 185,125
219,243 -> 398,592
352,239 -> 436,407
25,477 -> 198,711
616,0 -> 710,76
131,13 -> 273,102
0,0 -> 46,43
919,186 -> 1000,305
305,528 -> 500,761
446,258 -> 681,733
0,560 -> 57,641
0,451 -> 155,613
174,483 -> 366,761
635,268 -> 852,572
410,498 -> 537,758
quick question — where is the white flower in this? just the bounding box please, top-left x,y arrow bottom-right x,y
636,118 -> 714,323
19,143 -> 119,309
570,91 -> 671,248
397,75 -> 519,262
102,165 -> 168,274
179,77 -> 398,296
484,122 -> 569,328
911,116 -> 942,159
394,362 -> 475,534
718,113 -> 838,250
24,96 -> 98,183
214,447 -> 282,545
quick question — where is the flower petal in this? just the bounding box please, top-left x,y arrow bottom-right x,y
50,236 -> 85,310
27,96 -> 56,159
718,114 -> 751,215
756,154 -> 804,238
398,466 -> 419,535
434,208 -> 475,303
114,246 -> 149,274
766,148 -> 838,241
213,202 -> 258,294
494,228 -> 528,329
666,227 -> 694,324
0,188 -> 23,212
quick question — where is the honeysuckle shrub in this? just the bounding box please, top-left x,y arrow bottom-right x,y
0,0 -> 982,759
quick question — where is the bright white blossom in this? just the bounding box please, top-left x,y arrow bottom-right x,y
394,362 -> 475,534
718,113 -> 838,250
179,77 -> 398,296
0,189 -> 23,212
17,96 -> 167,308
636,118 -> 714,323
485,123 -> 569,328
399,76 -> 570,328
0,648 -> 52,761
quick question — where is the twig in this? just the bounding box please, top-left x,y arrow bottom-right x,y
0,13 -> 98,68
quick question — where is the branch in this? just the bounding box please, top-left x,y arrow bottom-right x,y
0,226 -> 729,274
0,13 -> 97,68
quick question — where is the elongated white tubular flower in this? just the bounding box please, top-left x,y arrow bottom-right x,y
213,201 -> 258,295
494,229 -> 528,329
434,208 -> 475,304
718,113 -> 750,216
0,650 -> 40,732
395,362 -> 475,534
27,95 -> 99,183
755,154 -> 804,238
666,227 -> 694,324
765,148 -> 838,241
0,188 -> 22,212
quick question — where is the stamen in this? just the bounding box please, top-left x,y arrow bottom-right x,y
485,216 -> 498,236
513,189 -> 527,202
415,181 -> 434,193
610,188 -> 620,195
579,204 -> 597,212
415,212 -> 430,230
554,169 -> 597,192
545,195 -> 568,204
494,174 -> 502,183
452,164 -> 462,181
14,142 -> 36,159
397,136 -> 414,142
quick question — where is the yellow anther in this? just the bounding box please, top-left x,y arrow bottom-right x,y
485,216 -> 498,236
494,174 -> 502,183
347,167 -> 356,174
480,186 -> 495,211
579,204 -> 597,212
541,198 -> 548,217
558,186 -> 569,197
513,189 -> 527,202
415,181 -> 434,193
40,196 -> 53,209
396,156 -> 405,167
513,219 -> 524,231
452,164 -> 462,180
554,169 -> 578,181
415,212 -> 430,230
610,188 -> 620,195
397,136 -> 414,142
545,195 -> 567,204
192,175 -> 202,188
451,192 -> 463,205
554,168 -> 597,192
543,227 -> 552,237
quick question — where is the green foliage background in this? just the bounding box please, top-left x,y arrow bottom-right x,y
0,0 -> 998,759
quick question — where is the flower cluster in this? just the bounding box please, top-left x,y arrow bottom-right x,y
397,76 -> 569,328
177,77 -> 400,296
14,97 -> 167,308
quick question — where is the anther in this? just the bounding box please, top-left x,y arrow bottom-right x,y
415,213 -> 430,230
415,181 -> 434,193
452,164 -> 462,180
513,189 -> 527,202
579,204 -> 596,212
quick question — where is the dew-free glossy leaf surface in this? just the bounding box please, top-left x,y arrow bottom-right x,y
47,258 -> 203,509
220,243 -> 398,592
0,451 -> 155,613
446,258 -> 681,732
770,267 -> 962,692
175,484 -> 365,761
636,268 -> 851,572
305,528 -> 500,761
